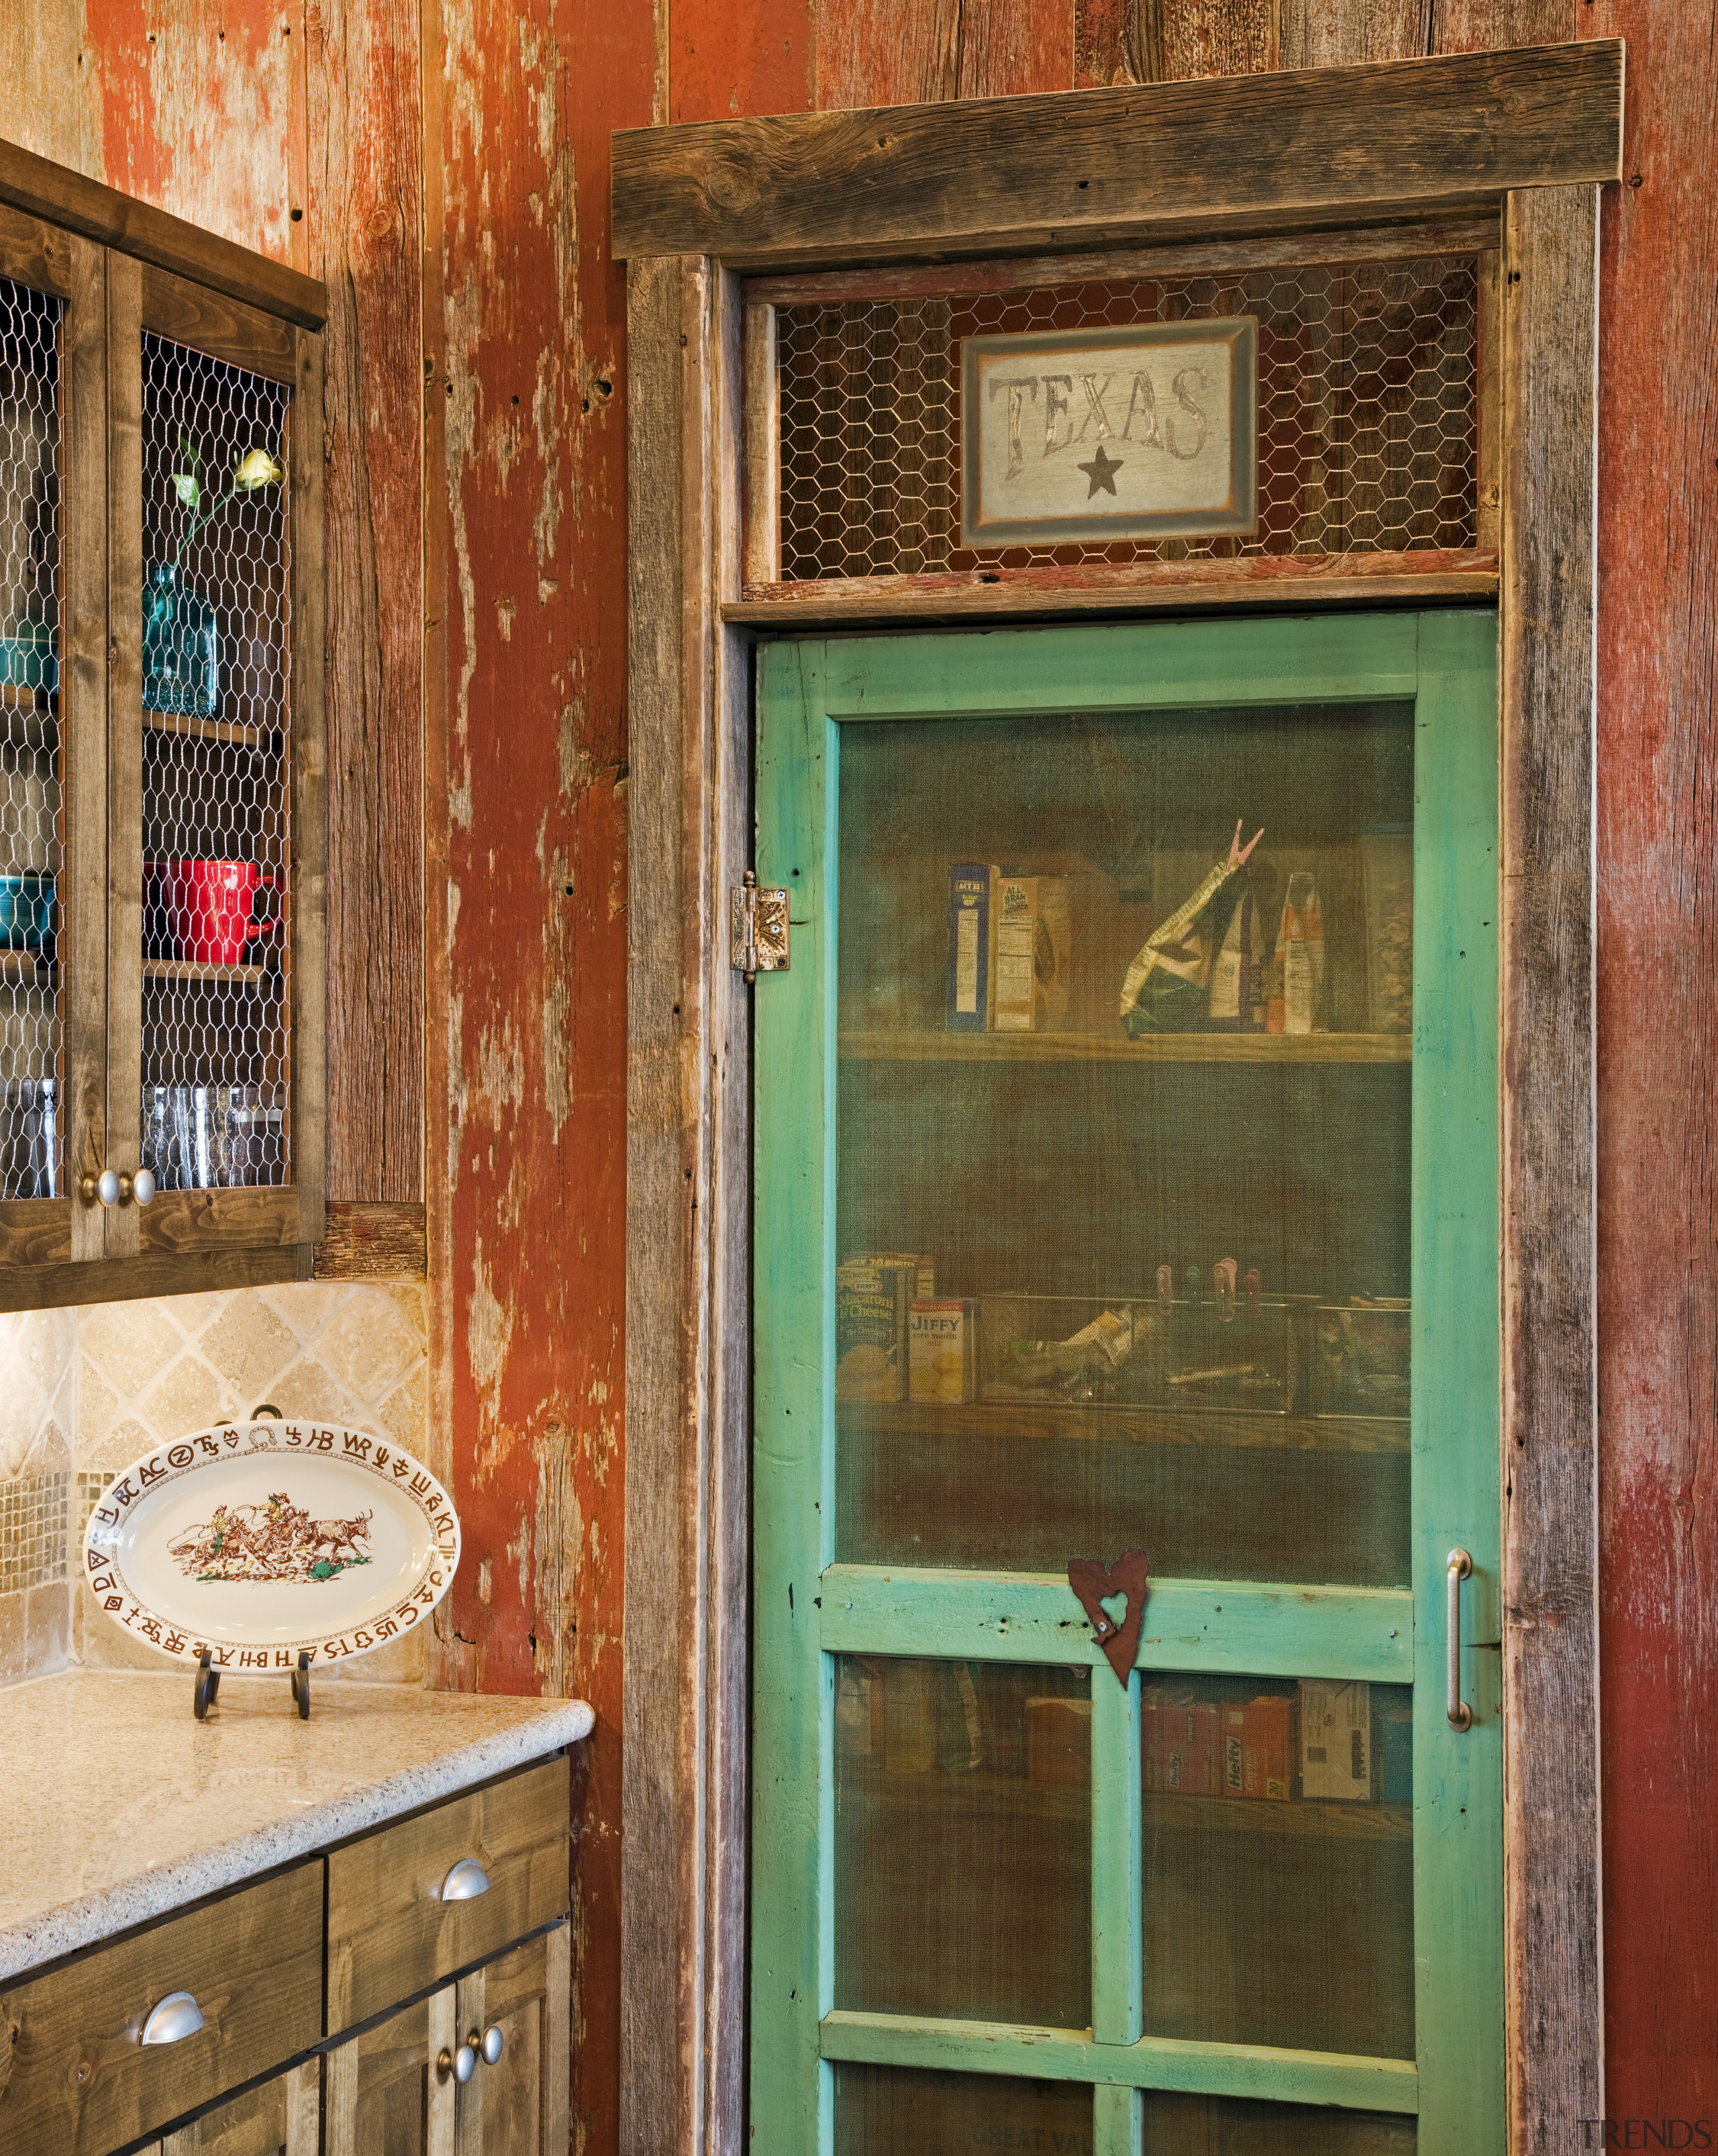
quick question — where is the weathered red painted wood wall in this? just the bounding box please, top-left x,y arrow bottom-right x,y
12,0 -> 1715,2143
426,6 -> 653,2155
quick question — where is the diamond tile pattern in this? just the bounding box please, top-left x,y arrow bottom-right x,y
76,1283 -> 427,1471
0,1286 -> 429,1687
773,255 -> 1480,582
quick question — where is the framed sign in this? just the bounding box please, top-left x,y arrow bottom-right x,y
960,318 -> 1257,546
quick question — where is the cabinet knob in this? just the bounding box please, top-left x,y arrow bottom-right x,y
81,1169 -> 145,1208
440,1857 -> 491,1902
140,1991 -> 204,2046
438,2043 -> 476,2085
481,2024 -> 505,2066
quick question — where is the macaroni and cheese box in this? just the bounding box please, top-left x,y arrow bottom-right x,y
836,1257 -> 913,1402
857,1251 -> 936,1300
909,1298 -> 978,1402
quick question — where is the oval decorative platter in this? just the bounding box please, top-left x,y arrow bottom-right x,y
83,1422 -> 460,1672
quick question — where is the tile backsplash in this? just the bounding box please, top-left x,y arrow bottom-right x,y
0,1284 -> 429,1688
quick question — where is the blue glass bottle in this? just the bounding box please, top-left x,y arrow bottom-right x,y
142,562 -> 219,717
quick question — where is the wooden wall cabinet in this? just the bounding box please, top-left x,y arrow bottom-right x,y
0,138 -> 327,1311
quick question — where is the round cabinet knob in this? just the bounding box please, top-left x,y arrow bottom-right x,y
481,2024 -> 505,2066
97,1167 -> 120,1206
133,1167 -> 156,1206
438,2043 -> 477,2085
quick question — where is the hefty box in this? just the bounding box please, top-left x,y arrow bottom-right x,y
1026,1696 -> 1092,1787
991,873 -> 1072,1033
836,1258 -> 913,1402
909,1299 -> 977,1403
1221,1694 -> 1297,1800
946,864 -> 996,1030
1299,1679 -> 1372,1800
1144,1687 -> 1221,1796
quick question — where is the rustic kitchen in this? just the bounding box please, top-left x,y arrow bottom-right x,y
0,5 -> 1710,2156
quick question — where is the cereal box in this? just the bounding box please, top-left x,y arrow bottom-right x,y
946,863 -> 995,1030
991,873 -> 1072,1033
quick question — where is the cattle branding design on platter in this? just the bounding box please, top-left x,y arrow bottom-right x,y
83,1422 -> 460,1671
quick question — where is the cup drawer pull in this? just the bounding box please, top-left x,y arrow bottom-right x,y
440,1857 -> 491,1902
140,1992 -> 205,2046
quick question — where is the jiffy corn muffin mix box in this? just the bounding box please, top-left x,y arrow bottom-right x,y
909,1298 -> 978,1402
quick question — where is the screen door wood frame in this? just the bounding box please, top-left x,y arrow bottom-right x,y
617,44 -> 1619,2156
749,611 -> 1501,2152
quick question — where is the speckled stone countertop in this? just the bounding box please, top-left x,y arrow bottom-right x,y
0,1668 -> 594,1982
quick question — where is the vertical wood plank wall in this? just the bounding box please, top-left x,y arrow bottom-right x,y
5,0 -> 1713,2148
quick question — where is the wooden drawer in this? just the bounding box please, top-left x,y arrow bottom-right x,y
0,1863 -> 322,2156
326,1753 -> 570,2033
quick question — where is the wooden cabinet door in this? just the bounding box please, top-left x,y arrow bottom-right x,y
453,1924 -> 570,2156
0,189 -> 325,1305
323,1987 -> 457,2156
751,614 -> 1505,2155
157,2057 -> 319,2156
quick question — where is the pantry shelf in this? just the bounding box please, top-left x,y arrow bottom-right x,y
1145,1791 -> 1413,1843
838,1763 -> 1091,1823
839,1030 -> 1411,1065
143,959 -> 279,986
143,707 -> 282,752
0,949 -> 53,981
838,1401 -> 1409,1457
0,679 -> 55,714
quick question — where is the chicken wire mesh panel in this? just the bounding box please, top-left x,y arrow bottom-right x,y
772,256 -> 1480,582
0,277 -> 64,1200
140,331 -> 291,1192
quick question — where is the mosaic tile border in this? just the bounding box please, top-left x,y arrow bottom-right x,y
0,1470 -> 69,1595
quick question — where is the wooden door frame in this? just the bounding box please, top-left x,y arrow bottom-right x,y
618,42 -> 1620,2156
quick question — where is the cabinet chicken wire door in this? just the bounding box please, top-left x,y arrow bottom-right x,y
135,328 -> 294,1206
0,272 -> 67,1210
751,614 -> 1503,2156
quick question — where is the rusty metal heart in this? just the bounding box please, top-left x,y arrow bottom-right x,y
1066,1548 -> 1150,1688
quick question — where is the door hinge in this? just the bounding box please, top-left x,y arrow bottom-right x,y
731,871 -> 789,983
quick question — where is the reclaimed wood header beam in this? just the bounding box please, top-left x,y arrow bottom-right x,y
612,40 -> 1623,268
0,136 -> 328,329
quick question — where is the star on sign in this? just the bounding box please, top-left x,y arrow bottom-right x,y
1077,442 -> 1123,498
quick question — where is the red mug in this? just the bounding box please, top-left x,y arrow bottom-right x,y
150,860 -> 281,967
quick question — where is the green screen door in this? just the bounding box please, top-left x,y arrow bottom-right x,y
752,612 -> 1503,2156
